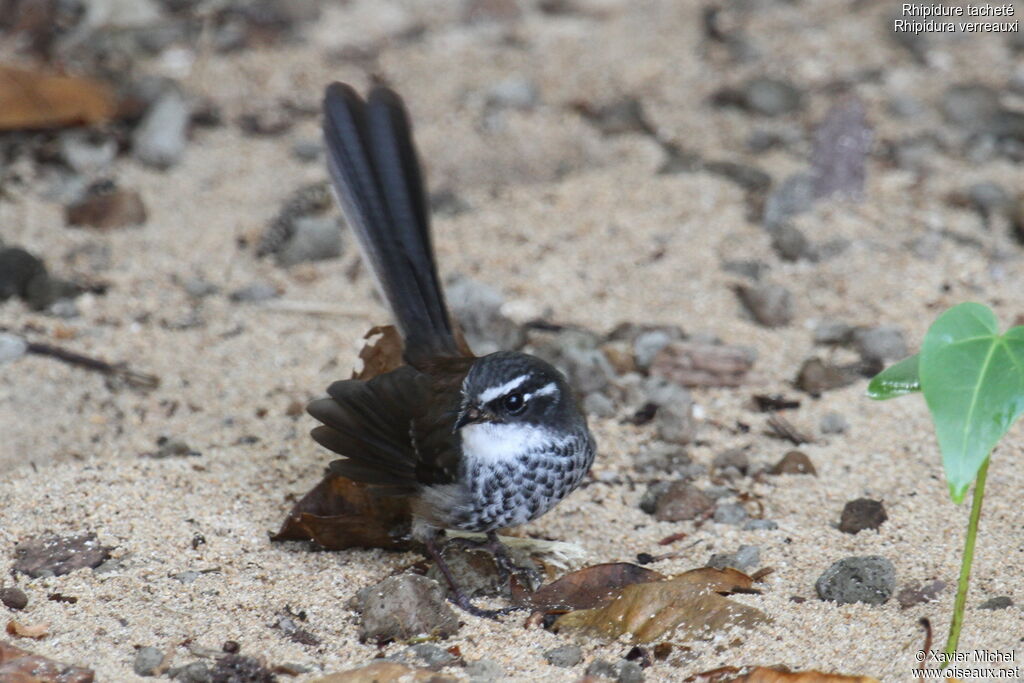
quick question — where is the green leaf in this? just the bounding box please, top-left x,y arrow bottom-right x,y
919,303 -> 1024,502
867,354 -> 921,399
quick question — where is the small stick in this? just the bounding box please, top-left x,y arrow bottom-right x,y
26,341 -> 159,389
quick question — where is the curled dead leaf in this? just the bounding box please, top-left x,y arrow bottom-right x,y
313,661 -> 457,682
351,325 -> 404,380
5,620 -> 49,639
515,562 -> 665,611
0,66 -> 116,130
272,473 -> 411,550
553,567 -> 768,643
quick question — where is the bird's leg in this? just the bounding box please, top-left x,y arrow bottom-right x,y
423,533 -> 516,620
484,531 -> 543,591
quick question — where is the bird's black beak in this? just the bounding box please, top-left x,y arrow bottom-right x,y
455,406 -> 485,430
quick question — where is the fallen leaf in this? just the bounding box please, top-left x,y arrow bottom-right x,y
271,473 -> 411,550
553,568 -> 768,643
0,66 -> 116,130
0,639 -> 94,682
12,532 -> 112,578
5,620 -> 49,639
515,563 -> 665,611
314,661 -> 456,682
351,325 -> 404,380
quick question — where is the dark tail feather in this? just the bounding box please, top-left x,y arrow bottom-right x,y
322,82 -> 459,365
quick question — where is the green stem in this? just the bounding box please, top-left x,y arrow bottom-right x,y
942,456 -> 990,667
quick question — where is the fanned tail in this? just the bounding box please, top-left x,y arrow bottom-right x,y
322,82 -> 460,366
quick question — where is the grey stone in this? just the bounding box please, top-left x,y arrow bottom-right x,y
181,276 -> 218,298
653,481 -> 713,522
814,319 -> 854,345
0,247 -> 46,302
639,481 -> 671,515
354,574 -> 459,641
487,76 -> 540,110
795,358 -> 857,395
425,546 -> 511,599
712,448 -> 749,476
763,172 -> 816,230
617,660 -> 645,683
655,395 -> 696,445
967,181 -> 1012,222
545,644 -> 583,667
632,443 -> 692,474
770,224 -> 810,261
0,333 -> 28,365
275,215 -> 343,266
583,392 -> 616,418
229,282 -> 279,303
743,519 -> 778,531
292,139 -> 323,162
634,329 -> 674,370
839,498 -> 888,534
133,88 -> 191,169
979,595 -> 1013,610
170,570 -> 201,584
941,84 -> 1001,127
466,658 -> 504,682
735,283 -> 793,328
736,77 -> 803,117
586,659 -> 619,679
407,643 -> 458,669
60,131 -> 117,174
169,662 -> 210,682
852,325 -> 907,364
713,502 -> 749,525
134,646 -> 165,676
816,555 -> 895,605
446,274 -> 524,355
707,545 -> 760,572
819,412 -> 849,434
563,346 -> 616,395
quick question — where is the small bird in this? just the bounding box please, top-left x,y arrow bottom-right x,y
307,82 -> 596,617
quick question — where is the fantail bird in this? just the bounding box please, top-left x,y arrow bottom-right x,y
306,83 -> 596,617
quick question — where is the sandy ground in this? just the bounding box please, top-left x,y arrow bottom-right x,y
2,0 -> 1024,680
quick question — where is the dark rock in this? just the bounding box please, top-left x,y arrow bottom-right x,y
13,532 -> 112,578
713,502 -> 748,525
707,545 -> 760,572
768,450 -> 816,476
735,283 -> 793,327
134,646 -> 165,677
0,248 -> 47,302
714,77 -> 803,117
712,448 -> 749,476
653,481 -> 713,522
940,84 -> 1001,128
545,644 -> 583,667
407,643 -> 458,669
354,574 -> 459,642
744,519 -> 778,531
229,282 -> 279,303
979,595 -> 1013,610
66,184 -> 148,230
24,274 -> 81,312
816,555 -> 895,605
446,275 -> 524,355
810,97 -> 872,200
763,172 -> 815,230
896,580 -> 946,609
0,333 -> 28,365
0,586 -> 28,610
133,88 -> 191,169
770,224 -> 811,261
852,325 -> 907,364
839,498 -> 887,534
819,412 -> 849,435
813,319 -> 854,345
170,661 -> 211,682
154,436 -> 200,458
795,357 -> 858,394
208,654 -> 276,682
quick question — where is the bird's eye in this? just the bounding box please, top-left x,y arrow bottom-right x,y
503,392 -> 526,415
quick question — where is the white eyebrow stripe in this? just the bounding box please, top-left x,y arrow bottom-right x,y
478,374 -> 529,404
524,382 -> 557,401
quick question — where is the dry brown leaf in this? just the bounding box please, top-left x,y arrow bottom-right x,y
553,567 -> 768,643
0,639 -> 95,682
271,473 -> 412,550
727,667 -> 880,683
313,661 -> 457,682
351,325 -> 405,380
5,620 -> 49,639
0,66 -> 116,130
515,562 -> 665,611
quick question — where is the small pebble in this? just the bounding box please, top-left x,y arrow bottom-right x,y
713,502 -> 749,525
707,545 -> 760,572
795,357 -> 857,394
585,659 -> 619,679
0,586 -> 29,610
486,76 -> 540,110
169,662 -> 210,683
407,643 -> 458,669
466,658 -> 504,682
838,498 -> 887,534
354,574 -> 459,642
819,412 -> 848,434
634,330 -> 674,370
735,282 -> 793,328
0,333 -> 28,365
768,450 -> 817,476
654,481 -> 714,522
229,282 -> 279,303
816,555 -> 895,605
133,88 -> 191,169
583,392 -> 616,418
852,325 -> 907,364
940,83 -> 1001,127
545,644 -> 583,668
770,224 -> 811,261
979,596 -> 1013,610
134,646 -> 165,677
744,519 -> 779,531
762,172 -> 816,230
712,448 -> 749,476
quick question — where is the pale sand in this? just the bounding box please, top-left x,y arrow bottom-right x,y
2,0 -> 1023,680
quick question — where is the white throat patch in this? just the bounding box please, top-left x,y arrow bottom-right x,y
460,421 -> 566,464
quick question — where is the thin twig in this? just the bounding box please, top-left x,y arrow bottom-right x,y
26,341 -> 159,389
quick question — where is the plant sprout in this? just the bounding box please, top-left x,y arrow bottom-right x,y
868,302 -> 1024,662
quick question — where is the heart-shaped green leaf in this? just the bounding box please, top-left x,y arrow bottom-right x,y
867,353 -> 921,399
919,303 -> 1024,502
